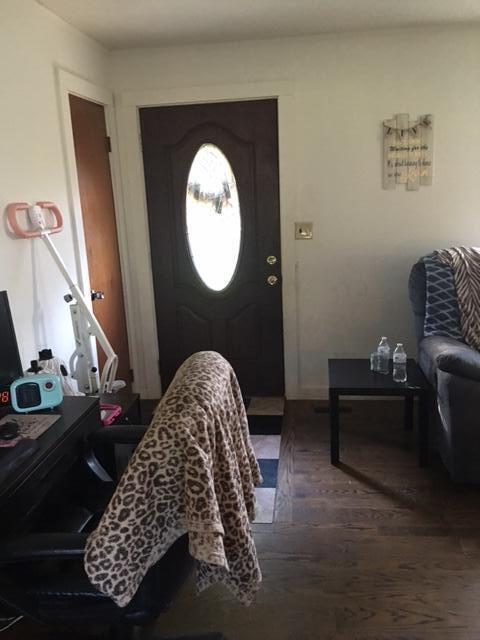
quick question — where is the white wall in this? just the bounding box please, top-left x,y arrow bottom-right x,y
110,25 -> 480,398
0,0 -> 108,371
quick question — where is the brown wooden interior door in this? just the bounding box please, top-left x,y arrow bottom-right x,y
69,94 -> 131,388
140,99 -> 284,396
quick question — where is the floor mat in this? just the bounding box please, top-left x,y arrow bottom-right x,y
251,435 -> 281,523
246,396 -> 284,435
247,397 -> 284,524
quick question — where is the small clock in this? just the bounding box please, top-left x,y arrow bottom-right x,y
0,385 -> 12,408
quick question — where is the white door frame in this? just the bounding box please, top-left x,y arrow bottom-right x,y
55,67 -> 137,390
114,81 -> 300,399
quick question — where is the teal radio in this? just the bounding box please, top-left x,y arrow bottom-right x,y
10,374 -> 63,412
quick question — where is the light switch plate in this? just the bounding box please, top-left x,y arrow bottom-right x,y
295,222 -> 313,240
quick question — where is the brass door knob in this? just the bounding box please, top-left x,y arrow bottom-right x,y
266,255 -> 277,265
267,275 -> 278,286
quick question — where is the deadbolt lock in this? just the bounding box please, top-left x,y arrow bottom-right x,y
266,255 -> 277,265
267,275 -> 278,286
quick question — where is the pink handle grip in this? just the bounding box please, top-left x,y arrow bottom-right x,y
6,201 -> 63,238
100,403 -> 123,426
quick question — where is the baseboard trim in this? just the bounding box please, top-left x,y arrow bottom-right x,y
292,387 -> 405,402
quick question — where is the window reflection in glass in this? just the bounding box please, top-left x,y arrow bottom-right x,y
186,144 -> 241,291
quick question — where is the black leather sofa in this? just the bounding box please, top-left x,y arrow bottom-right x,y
409,261 -> 480,484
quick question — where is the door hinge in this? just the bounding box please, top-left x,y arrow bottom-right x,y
129,368 -> 134,382
106,136 -> 112,153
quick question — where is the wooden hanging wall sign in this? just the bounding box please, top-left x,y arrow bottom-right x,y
383,113 -> 433,190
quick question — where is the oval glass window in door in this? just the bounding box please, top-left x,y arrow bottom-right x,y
186,144 -> 241,292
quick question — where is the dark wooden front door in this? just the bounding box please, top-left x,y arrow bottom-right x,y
140,99 -> 283,396
69,94 -> 131,387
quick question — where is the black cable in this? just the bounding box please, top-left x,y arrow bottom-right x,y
0,615 -> 23,633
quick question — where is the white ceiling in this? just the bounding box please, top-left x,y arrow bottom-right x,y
37,0 -> 480,50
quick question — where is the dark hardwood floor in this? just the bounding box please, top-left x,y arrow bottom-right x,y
5,400 -> 480,639
147,400 -> 480,639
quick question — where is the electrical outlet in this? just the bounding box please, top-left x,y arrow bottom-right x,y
295,222 -> 313,240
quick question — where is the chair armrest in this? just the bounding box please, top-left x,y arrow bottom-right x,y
0,533 -> 87,566
85,425 -> 148,483
89,424 -> 148,446
0,534 -> 87,622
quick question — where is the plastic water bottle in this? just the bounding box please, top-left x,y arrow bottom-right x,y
393,343 -> 407,382
377,337 -> 390,374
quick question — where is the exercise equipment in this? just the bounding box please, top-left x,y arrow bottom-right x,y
7,202 -> 120,394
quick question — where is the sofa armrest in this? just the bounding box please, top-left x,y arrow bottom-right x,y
418,335 -> 466,386
420,335 -> 480,383
409,260 -> 427,345
437,346 -> 480,381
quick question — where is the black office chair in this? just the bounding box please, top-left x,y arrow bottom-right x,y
0,425 -> 224,640
0,532 -> 193,639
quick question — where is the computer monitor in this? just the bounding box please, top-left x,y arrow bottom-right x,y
0,291 -> 23,385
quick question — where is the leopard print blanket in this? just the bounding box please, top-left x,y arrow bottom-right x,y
84,351 -> 262,607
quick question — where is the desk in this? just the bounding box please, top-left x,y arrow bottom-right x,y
0,396 -> 101,537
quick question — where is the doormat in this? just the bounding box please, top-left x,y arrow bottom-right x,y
251,435 -> 281,524
246,396 -> 284,435
246,397 -> 284,523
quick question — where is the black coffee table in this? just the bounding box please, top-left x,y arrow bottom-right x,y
328,359 -> 429,467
